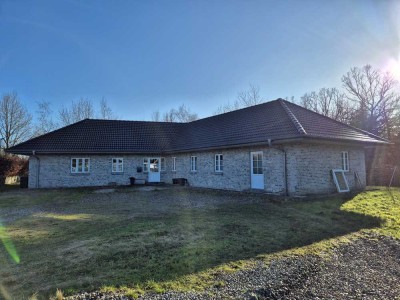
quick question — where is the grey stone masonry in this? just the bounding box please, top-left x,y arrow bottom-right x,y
284,143 -> 366,195
28,155 -> 148,188
161,147 -> 285,193
28,142 -> 366,195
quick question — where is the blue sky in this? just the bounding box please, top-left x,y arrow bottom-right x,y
0,0 -> 399,121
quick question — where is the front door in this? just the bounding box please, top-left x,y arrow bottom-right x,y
251,151 -> 264,189
148,158 -> 160,182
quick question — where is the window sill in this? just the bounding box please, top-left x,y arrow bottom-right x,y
190,171 -> 197,174
111,172 -> 124,175
213,172 -> 223,175
70,173 -> 90,176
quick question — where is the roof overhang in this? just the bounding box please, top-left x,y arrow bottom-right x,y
6,135 -> 390,156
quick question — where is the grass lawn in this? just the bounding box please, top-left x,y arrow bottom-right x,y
0,186 -> 398,299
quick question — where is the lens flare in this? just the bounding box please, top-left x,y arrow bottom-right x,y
0,284 -> 12,300
386,57 -> 400,81
0,221 -> 20,264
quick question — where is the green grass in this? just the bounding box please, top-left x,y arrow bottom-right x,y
0,187 -> 398,299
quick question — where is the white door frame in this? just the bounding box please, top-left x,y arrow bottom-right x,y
250,151 -> 264,189
148,157 -> 161,182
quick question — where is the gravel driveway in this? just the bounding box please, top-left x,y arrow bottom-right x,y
67,233 -> 400,300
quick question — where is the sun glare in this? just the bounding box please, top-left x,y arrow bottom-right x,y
386,57 -> 400,81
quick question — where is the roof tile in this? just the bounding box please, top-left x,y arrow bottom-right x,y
7,99 -> 388,155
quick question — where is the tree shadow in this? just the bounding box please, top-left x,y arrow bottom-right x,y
1,188 -> 383,298
79,190 -> 382,288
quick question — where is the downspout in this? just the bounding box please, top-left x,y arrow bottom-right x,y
32,150 -> 40,188
268,139 -> 288,196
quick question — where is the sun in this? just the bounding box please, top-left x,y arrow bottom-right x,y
386,57 -> 400,81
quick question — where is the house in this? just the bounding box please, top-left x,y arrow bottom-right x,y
6,99 -> 388,195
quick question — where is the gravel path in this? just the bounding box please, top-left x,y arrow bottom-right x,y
66,233 -> 400,300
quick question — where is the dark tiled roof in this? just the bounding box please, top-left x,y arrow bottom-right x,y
7,99 -> 389,155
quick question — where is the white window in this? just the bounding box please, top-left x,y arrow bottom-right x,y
143,158 -> 149,173
71,158 -> 90,173
112,158 -> 123,173
342,151 -> 349,172
172,157 -> 176,171
161,157 -> 166,171
332,169 -> 350,192
190,156 -> 197,172
215,154 -> 223,172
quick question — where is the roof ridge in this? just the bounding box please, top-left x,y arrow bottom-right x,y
187,99 -> 281,124
86,118 -> 183,124
282,100 -> 390,143
278,99 -> 307,135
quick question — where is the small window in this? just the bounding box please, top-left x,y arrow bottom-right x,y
112,158 -> 123,173
332,169 -> 350,192
71,158 -> 90,173
143,158 -> 149,173
172,157 -> 176,171
161,157 -> 166,171
190,156 -> 197,172
252,152 -> 263,174
215,154 -> 223,172
342,151 -> 349,172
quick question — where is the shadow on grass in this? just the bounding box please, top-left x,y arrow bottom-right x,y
0,188 -> 383,298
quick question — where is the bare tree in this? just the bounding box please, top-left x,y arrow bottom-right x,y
98,98 -> 115,120
0,93 -> 32,149
151,110 -> 161,121
214,84 -> 264,115
300,88 -> 353,123
173,104 -> 198,122
151,104 -> 198,122
237,84 -> 263,107
33,101 -> 57,137
59,98 -> 95,126
214,100 -> 241,115
342,65 -> 400,138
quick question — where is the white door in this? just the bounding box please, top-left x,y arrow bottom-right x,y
251,151 -> 264,189
148,158 -> 160,182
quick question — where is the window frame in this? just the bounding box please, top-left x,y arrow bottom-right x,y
331,169 -> 350,192
160,157 -> 166,172
215,154 -> 223,172
342,151 -> 349,172
172,157 -> 176,172
112,157 -> 124,173
251,152 -> 263,175
143,158 -> 149,173
190,156 -> 197,172
71,158 -> 90,174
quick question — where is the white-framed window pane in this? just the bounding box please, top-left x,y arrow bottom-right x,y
84,159 -> 90,173
342,152 -> 349,171
172,157 -> 176,171
78,159 -> 83,172
71,159 -> 77,172
71,158 -> 90,173
252,153 -> 263,174
215,154 -> 223,172
143,158 -> 149,172
191,156 -> 197,171
112,158 -> 123,172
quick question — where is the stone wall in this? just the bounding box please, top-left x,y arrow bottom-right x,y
161,147 -> 286,193
28,155 -> 148,188
28,143 -> 366,195
284,143 -> 366,195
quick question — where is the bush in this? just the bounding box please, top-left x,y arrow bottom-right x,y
0,154 -> 28,177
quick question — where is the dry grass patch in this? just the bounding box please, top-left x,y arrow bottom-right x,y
1,187 -> 397,299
